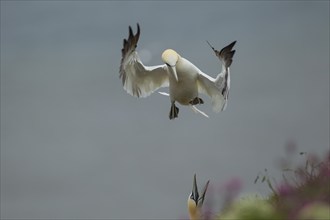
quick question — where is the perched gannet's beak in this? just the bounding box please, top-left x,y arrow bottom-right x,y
191,174 -> 200,205
190,174 -> 209,207
198,177 -> 210,207
188,174 -> 210,220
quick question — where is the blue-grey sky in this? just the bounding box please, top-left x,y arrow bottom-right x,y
1,1 -> 329,219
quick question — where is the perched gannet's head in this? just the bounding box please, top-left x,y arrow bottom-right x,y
162,49 -> 179,81
187,174 -> 210,220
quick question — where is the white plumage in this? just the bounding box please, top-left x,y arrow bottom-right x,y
119,23 -> 236,120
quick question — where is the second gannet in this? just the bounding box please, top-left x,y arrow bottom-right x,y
119,23 -> 236,120
188,174 -> 210,220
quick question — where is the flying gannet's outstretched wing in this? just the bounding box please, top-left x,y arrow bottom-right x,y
119,23 -> 169,98
197,41 -> 236,112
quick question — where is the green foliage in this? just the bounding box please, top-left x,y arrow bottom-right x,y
297,202 -> 330,220
217,195 -> 281,220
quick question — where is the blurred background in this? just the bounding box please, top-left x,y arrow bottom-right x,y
1,1 -> 329,219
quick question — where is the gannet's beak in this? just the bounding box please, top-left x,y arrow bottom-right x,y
191,174 -> 199,205
168,65 -> 178,82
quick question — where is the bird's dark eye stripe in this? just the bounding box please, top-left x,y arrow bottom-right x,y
166,63 -> 175,67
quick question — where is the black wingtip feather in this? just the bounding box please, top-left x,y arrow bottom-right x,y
213,40 -> 237,68
128,26 -> 134,38
219,41 -> 236,54
119,23 -> 142,81
122,23 -> 141,55
137,23 -> 140,35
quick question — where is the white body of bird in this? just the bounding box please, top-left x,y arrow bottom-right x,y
168,57 -> 199,105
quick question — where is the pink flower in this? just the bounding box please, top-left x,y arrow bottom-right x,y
222,177 -> 243,194
276,183 -> 294,196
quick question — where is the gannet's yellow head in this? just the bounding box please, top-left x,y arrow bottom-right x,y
187,174 -> 210,220
161,49 -> 179,66
188,195 -> 199,219
161,49 -> 180,81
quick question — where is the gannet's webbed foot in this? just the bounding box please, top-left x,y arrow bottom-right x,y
169,102 -> 179,120
189,97 -> 204,105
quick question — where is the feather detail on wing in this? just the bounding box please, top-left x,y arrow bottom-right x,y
119,23 -> 169,98
197,41 -> 236,112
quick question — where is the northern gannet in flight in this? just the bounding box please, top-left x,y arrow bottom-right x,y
188,174 -> 210,220
119,23 -> 236,120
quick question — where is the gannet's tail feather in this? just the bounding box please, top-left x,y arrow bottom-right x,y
190,106 -> 209,118
158,91 -> 170,96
